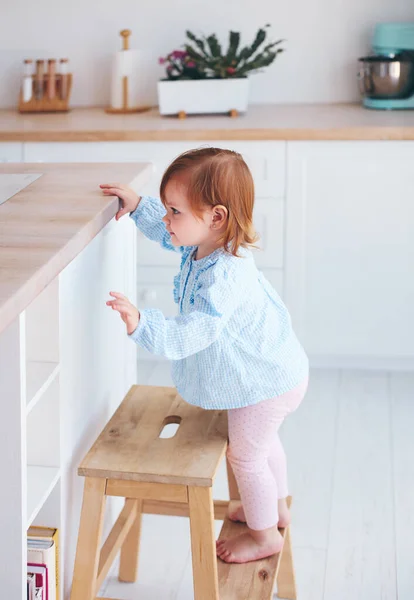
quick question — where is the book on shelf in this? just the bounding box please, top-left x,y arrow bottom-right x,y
27,526 -> 59,600
27,573 -> 35,600
28,572 -> 44,600
27,572 -> 44,600
27,563 -> 48,600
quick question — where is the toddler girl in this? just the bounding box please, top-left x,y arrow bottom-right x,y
101,147 -> 309,564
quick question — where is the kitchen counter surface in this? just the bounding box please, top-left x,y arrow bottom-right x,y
0,162 -> 152,333
1,104 -> 414,141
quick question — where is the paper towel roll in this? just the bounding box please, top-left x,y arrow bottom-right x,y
110,49 -> 151,110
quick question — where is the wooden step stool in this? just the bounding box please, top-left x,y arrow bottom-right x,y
70,385 -> 297,600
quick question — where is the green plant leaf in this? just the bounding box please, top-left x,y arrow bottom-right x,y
184,45 -> 209,64
226,31 -> 240,64
186,30 -> 209,57
206,34 -> 222,58
237,49 -> 283,76
261,39 -> 285,52
237,27 -> 267,63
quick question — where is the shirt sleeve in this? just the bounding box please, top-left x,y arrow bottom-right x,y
128,264 -> 238,360
129,195 -> 186,254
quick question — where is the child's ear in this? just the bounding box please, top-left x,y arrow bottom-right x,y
212,205 -> 228,228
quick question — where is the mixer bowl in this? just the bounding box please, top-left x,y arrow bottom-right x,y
358,56 -> 414,99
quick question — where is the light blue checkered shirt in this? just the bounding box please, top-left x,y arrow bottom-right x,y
129,196 -> 309,410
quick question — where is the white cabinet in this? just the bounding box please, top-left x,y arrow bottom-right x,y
0,214 -> 136,598
286,141 -> 414,368
0,142 -> 23,162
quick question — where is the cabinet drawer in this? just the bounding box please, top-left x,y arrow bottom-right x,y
252,198 -> 284,269
23,140 -> 286,198
137,282 -> 177,316
139,142 -> 286,199
228,141 -> 285,198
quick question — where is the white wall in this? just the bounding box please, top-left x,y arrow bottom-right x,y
1,0 -> 413,109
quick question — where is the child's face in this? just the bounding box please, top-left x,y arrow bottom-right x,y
162,177 -> 215,248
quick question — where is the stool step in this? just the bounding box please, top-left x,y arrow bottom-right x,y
217,498 -> 294,600
217,520 -> 282,599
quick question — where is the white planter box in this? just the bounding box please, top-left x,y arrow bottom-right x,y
157,78 -> 250,116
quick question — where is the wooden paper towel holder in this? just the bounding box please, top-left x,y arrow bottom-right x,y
106,29 -> 151,114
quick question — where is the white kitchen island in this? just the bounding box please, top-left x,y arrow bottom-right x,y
0,162 -> 151,598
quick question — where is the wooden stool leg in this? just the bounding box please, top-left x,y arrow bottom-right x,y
226,456 -> 240,500
188,487 -> 219,600
70,478 -> 107,600
276,525 -> 297,599
119,499 -> 143,582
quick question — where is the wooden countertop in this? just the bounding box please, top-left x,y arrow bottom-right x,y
0,162 -> 152,334
1,104 -> 414,142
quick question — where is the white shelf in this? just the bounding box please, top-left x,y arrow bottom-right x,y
26,361 -> 60,415
27,466 -> 61,527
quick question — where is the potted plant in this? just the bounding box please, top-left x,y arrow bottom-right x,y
157,25 -> 284,117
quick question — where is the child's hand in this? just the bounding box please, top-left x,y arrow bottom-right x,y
106,291 -> 140,334
99,183 -> 141,220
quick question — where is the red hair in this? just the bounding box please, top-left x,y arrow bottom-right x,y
160,147 -> 258,256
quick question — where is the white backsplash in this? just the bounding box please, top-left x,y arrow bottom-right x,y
0,0 -> 413,109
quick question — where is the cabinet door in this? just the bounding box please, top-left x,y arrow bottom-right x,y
252,198 -> 284,269
286,141 -> 414,365
59,217 -> 137,583
0,142 -> 23,162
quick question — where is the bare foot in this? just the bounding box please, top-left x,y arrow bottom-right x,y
216,526 -> 284,564
228,498 -> 291,529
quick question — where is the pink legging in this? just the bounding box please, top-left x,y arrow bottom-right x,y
227,379 -> 308,531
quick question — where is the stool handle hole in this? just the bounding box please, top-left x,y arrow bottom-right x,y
159,415 -> 182,439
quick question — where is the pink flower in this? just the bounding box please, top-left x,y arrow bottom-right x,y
226,67 -> 236,74
158,57 -> 166,65
171,50 -> 186,60
187,61 -> 195,68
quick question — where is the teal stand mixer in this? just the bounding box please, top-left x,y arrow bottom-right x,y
358,23 -> 414,109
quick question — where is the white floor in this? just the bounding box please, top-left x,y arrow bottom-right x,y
100,364 -> 414,600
